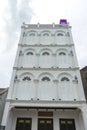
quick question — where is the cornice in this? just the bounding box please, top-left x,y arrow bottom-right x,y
18,43 -> 74,47
13,66 -> 79,71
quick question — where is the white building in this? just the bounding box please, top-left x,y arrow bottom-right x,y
1,20 -> 87,130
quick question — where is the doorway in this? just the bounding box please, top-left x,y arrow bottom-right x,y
38,118 -> 53,130
60,119 -> 76,130
16,118 -> 32,130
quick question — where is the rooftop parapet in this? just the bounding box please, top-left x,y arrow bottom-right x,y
21,19 -> 71,29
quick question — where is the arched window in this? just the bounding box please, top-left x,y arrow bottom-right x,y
42,52 -> 50,55
43,33 -> 49,36
29,33 -> 35,36
61,77 -> 69,81
22,76 -> 31,81
57,33 -> 64,36
26,52 -> 34,55
59,52 -> 66,55
41,76 -> 50,81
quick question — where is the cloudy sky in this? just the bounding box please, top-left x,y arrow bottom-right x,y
0,0 -> 87,87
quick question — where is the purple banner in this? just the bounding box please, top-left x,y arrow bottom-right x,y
60,19 -> 67,24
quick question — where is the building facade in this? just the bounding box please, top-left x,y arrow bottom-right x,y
80,66 -> 87,100
1,20 -> 87,130
0,88 -> 8,125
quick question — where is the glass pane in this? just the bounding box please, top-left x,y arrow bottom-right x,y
60,119 -> 76,130
40,120 -> 45,123
38,119 -> 53,130
16,118 -> 32,130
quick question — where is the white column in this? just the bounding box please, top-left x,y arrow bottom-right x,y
34,79 -> 39,100
52,53 -> 56,67
36,53 -> 40,67
32,110 -> 37,130
53,79 -> 59,99
54,111 -> 59,130
1,102 -> 10,126
18,52 -> 24,67
12,79 -> 20,99
81,104 -> 87,130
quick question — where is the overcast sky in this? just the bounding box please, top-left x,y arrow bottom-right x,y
0,0 -> 87,87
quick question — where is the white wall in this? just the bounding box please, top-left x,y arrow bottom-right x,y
10,69 -> 84,101
17,46 -> 77,68
6,109 -> 84,130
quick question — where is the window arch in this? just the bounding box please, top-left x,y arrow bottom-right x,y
42,52 -> 50,55
26,52 -> 34,55
59,52 -> 66,55
29,33 -> 35,36
57,33 -> 64,36
41,76 -> 51,81
61,77 -> 70,81
40,48 -> 52,55
43,33 -> 49,36
26,30 -> 38,37
55,30 -> 66,37
22,76 -> 31,81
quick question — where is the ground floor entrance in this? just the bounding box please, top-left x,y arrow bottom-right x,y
16,118 -> 76,130
11,109 -> 83,130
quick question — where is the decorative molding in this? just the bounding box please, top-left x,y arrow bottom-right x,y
53,79 -> 59,83
36,53 -> 40,56
52,53 -> 56,56
73,80 -> 78,84
34,79 -> 39,83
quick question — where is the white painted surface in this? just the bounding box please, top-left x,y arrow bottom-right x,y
1,23 -> 87,130
5,109 -> 85,130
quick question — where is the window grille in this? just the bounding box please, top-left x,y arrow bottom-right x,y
43,33 -> 49,36
59,52 -> 66,55
57,33 -> 64,36
42,77 -> 50,81
22,76 -> 31,81
29,33 -> 35,36
26,52 -> 33,55
61,77 -> 69,81
42,52 -> 50,55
